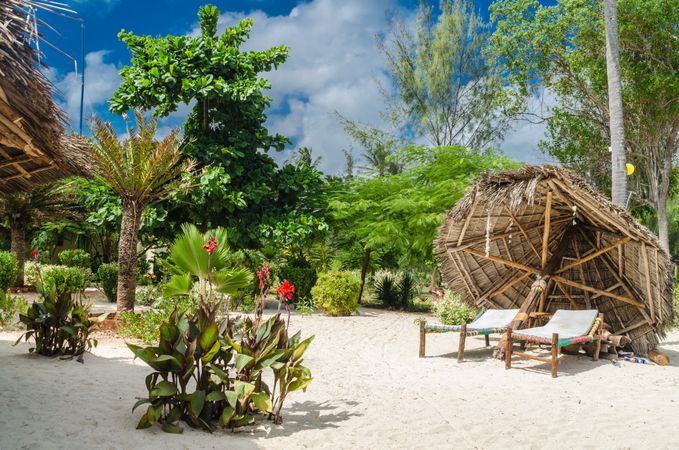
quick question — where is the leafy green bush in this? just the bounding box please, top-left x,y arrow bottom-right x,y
58,249 -> 92,269
0,291 -> 27,328
311,271 -> 360,316
0,251 -> 18,291
37,265 -> 87,295
432,291 -> 477,325
135,285 -> 163,307
279,259 -> 317,302
372,271 -> 416,309
117,295 -> 200,344
97,263 -> 118,303
24,261 -> 40,287
295,296 -> 315,315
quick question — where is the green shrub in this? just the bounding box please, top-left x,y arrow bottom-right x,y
0,291 -> 27,328
279,260 -> 317,302
135,285 -> 163,307
0,251 -> 18,291
372,271 -> 417,309
117,295 -> 199,343
312,271 -> 360,316
674,287 -> 679,328
37,265 -> 87,295
97,263 -> 118,303
58,249 -> 92,269
432,291 -> 477,325
295,296 -> 315,315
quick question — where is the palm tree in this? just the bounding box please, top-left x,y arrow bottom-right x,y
0,183 -> 75,287
89,111 -> 193,313
604,0 -> 627,207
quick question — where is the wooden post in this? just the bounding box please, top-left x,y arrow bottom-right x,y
542,191 -> 553,268
419,321 -> 426,358
458,324 -> 467,362
551,333 -> 559,378
593,313 -> 603,361
505,328 -> 513,369
484,334 -> 490,347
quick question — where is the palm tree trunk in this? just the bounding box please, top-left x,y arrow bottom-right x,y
116,202 -> 142,312
604,0 -> 627,207
10,224 -> 25,287
358,248 -> 371,304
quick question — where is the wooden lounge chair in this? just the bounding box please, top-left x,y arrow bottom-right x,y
419,309 -> 519,361
505,309 -> 604,378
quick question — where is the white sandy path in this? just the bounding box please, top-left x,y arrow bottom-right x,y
1,309 -> 679,450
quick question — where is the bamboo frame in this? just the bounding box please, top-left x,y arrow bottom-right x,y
550,275 -> 645,308
555,236 -> 631,274
541,191 -> 553,268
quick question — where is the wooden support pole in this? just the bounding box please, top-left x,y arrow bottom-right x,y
542,191 -> 553,268
462,248 -> 539,274
504,204 -> 541,259
556,282 -> 579,309
593,313 -> 603,361
641,243 -> 655,322
551,333 -> 559,378
419,322 -> 426,358
555,236 -> 631,274
505,328 -> 513,369
484,334 -> 490,347
550,275 -> 645,308
458,325 -> 466,363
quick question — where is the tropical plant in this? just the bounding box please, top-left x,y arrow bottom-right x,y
432,291 -> 477,325
15,268 -> 105,359
117,295 -> 199,344
57,249 -> 91,270
373,271 -> 417,310
97,262 -> 118,303
0,251 -> 19,291
37,266 -> 88,296
278,259 -> 317,303
89,110 -> 193,312
0,182 -> 76,287
311,271 -> 360,316
0,291 -> 27,328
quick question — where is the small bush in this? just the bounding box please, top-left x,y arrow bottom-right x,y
372,271 -> 416,309
135,285 -> 163,307
295,296 -> 315,315
97,263 -> 118,303
38,265 -> 88,295
0,291 -> 27,328
0,251 -> 18,291
312,271 -> 360,316
279,260 -> 317,302
58,249 -> 92,270
117,296 -> 199,344
432,291 -> 477,325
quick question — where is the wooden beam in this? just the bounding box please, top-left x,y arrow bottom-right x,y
488,272 -> 532,300
541,191 -> 553,268
503,204 -> 541,260
555,236 -> 631,274
550,275 -> 645,308
0,156 -> 32,170
612,319 -> 649,336
456,195 -> 478,246
462,247 -> 539,274
641,243 -> 655,322
556,282 -> 579,309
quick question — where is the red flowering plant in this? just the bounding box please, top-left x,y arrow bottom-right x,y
276,279 -> 295,330
30,250 -> 40,261
255,264 -> 271,322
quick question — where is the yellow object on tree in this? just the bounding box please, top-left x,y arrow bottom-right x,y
626,163 -> 635,176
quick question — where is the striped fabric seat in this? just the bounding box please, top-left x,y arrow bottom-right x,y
424,309 -> 519,335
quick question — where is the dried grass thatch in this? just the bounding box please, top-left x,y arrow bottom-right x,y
435,165 -> 675,355
0,0 -> 92,193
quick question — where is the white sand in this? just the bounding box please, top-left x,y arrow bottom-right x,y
1,309 -> 678,450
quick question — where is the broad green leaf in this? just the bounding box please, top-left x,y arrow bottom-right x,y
163,273 -> 193,297
220,406 -> 235,426
151,380 -> 177,397
191,389 -> 206,417
161,422 -> 183,434
251,392 -> 272,412
206,391 -> 225,402
235,354 -> 254,372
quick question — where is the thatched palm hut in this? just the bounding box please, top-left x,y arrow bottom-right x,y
0,0 -> 91,194
435,165 -> 675,355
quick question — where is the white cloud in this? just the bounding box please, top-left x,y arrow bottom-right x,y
49,50 -> 120,132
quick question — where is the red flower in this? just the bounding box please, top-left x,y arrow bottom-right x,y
202,236 -> 218,255
257,264 -> 271,289
30,250 -> 39,260
277,279 -> 295,301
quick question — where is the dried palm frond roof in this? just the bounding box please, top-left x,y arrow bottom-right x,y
0,0 -> 92,193
435,165 -> 675,355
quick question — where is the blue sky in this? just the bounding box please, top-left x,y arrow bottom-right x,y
40,0 -> 554,174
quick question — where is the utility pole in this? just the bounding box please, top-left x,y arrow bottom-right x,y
78,20 -> 85,135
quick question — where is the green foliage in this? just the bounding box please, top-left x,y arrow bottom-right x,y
294,296 -> 315,315
97,263 -> 118,303
117,296 -> 199,344
311,271 -> 360,316
128,305 -> 313,432
16,268 -> 105,358
35,265 -> 88,295
432,291 -> 477,325
110,5 -> 328,250
57,249 -> 92,270
162,224 -> 252,302
0,291 -> 27,328
372,271 -> 417,309
674,287 -> 679,329
135,285 -> 163,307
278,259 -> 317,303
0,251 -> 18,291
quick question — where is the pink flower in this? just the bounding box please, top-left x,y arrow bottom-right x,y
257,264 -> 271,289
202,236 -> 218,255
276,279 -> 295,301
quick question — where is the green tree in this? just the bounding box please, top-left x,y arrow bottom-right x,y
490,0 -> 679,252
0,183 -> 75,286
329,145 -> 517,299
89,111 -> 191,312
378,0 -> 510,148
110,5 -> 317,249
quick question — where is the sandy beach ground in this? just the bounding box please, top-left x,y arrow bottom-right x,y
1,309 -> 678,450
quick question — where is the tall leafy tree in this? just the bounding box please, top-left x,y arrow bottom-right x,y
89,111 -> 191,312
490,0 -> 679,252
110,5 -> 319,249
378,0 -> 510,148
0,183 -> 75,286
604,0 -> 627,207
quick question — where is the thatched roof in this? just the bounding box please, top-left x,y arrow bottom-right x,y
0,0 -> 92,194
435,165 -> 675,355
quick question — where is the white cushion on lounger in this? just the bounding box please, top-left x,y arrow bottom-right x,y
517,309 -> 598,339
468,309 -> 519,330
